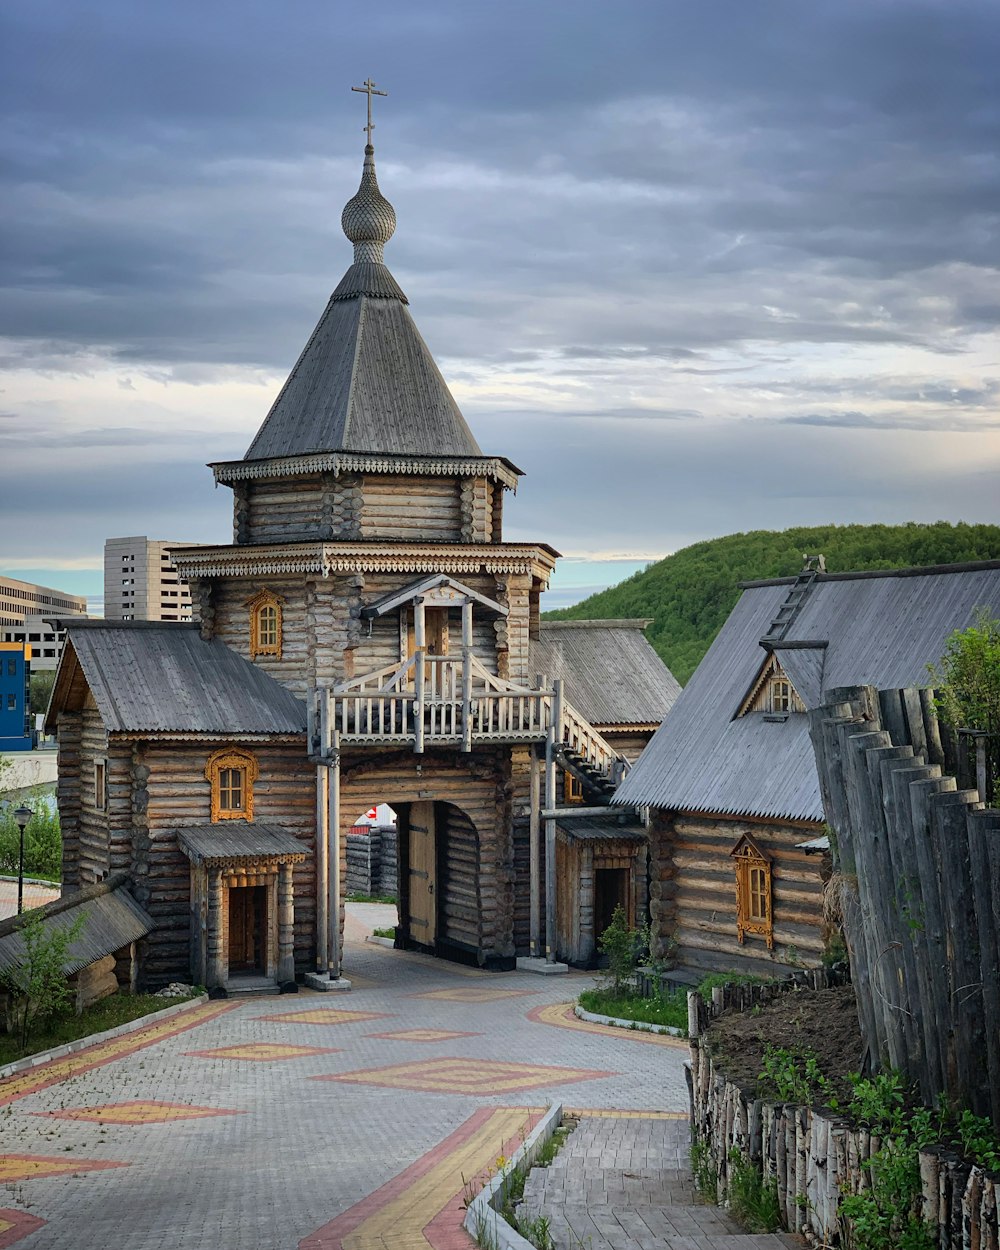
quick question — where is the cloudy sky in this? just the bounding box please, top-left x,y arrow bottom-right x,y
2,1 -> 998,611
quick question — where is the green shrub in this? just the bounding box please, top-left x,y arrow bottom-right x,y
597,905 -> 648,996
0,803 -> 62,881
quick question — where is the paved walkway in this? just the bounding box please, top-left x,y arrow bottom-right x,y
519,1116 -> 801,1249
0,906 -> 694,1249
0,878 -> 60,921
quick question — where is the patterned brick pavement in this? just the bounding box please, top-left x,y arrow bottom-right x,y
0,908 -> 691,1249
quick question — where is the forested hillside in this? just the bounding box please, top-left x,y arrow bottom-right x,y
545,522 -> 1000,685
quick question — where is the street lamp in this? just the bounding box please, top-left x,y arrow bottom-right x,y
14,805 -> 32,916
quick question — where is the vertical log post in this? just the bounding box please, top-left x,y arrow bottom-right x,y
413,598 -> 425,755
544,679 -> 563,963
529,745 -> 541,958
328,734 -> 342,979
461,600 -> 473,753
207,868 -> 225,990
315,762 -> 329,973
277,860 -> 295,985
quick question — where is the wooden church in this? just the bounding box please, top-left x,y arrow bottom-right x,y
46,99 -> 678,992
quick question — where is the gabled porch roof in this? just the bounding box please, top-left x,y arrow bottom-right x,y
360,574 -> 507,620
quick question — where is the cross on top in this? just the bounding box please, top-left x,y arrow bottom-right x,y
352,78 -> 388,145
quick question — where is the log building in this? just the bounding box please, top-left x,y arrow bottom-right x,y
614,561 -> 1000,978
47,124 -> 678,991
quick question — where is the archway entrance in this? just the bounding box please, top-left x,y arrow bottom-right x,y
397,800 -> 480,965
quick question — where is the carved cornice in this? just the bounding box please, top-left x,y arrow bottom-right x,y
173,542 -> 558,583
210,452 -> 521,492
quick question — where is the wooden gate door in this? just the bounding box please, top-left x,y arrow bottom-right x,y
408,801 -> 437,947
229,886 -> 265,972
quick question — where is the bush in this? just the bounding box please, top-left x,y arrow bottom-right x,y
597,905 -> 648,997
1,908 -> 84,1049
0,803 -> 62,881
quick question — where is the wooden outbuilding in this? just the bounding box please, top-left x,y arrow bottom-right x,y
614,560 -> 1000,977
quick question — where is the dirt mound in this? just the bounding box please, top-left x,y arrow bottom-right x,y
705,984 -> 863,1105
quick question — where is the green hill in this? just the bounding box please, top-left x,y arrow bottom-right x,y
544,522 -> 1000,685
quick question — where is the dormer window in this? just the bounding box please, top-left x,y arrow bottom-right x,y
206,748 -> 258,822
247,590 -> 283,660
735,656 -> 806,718
769,678 -> 792,715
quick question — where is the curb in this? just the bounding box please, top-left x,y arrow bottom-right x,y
463,1101 -> 563,1250
364,935 -> 395,948
0,874 -> 61,889
0,993 -> 209,1081
573,1003 -> 685,1038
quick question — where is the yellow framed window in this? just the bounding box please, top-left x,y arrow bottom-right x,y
205,748 -> 258,822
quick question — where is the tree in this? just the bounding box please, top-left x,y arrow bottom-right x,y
929,609 -> 1000,737
0,909 -> 85,1050
29,670 -> 56,717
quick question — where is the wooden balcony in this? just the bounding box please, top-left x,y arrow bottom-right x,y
317,654 -> 627,788
324,654 -> 551,751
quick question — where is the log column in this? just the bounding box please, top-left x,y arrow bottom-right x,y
277,861 -> 295,984
207,869 -> 225,989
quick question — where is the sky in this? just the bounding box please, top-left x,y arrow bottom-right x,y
1,1 -> 998,613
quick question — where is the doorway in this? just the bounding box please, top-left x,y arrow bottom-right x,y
594,867 -> 630,943
228,886 -> 266,974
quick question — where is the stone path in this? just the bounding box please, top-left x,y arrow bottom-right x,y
519,1116 -> 802,1249
0,877 -> 60,921
0,905 -> 694,1250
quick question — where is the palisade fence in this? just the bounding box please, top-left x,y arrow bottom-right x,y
808,685 -> 1000,1125
688,982 -> 1000,1250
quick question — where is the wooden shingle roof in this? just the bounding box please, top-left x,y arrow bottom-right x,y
47,622 -> 306,737
531,620 -> 680,728
614,562 -> 1000,821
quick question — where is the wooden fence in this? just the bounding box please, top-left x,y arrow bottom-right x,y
689,980 -> 1000,1249
808,685 -> 1000,1125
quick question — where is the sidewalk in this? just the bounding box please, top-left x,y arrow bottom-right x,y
518,1115 -> 803,1249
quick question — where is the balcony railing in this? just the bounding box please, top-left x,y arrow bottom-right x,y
317,655 -> 628,787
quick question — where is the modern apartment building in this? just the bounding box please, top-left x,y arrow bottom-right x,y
103,537 -> 198,621
0,576 -> 88,630
1,614 -> 87,671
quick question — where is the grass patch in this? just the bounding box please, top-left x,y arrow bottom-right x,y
0,991 -> 200,1066
578,986 -> 688,1031
371,926 -> 396,939
345,892 -> 396,905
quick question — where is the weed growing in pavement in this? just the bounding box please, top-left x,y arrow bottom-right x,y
463,1122 -> 576,1250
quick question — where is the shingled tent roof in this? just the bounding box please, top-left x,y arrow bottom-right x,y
242,143 -> 484,464
613,561 -> 1000,822
530,620 -> 680,727
46,622 -> 306,737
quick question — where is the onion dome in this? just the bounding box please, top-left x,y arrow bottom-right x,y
341,144 -> 397,263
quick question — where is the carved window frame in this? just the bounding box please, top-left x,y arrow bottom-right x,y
205,748 -> 259,822
247,590 -> 283,660
731,834 -> 774,949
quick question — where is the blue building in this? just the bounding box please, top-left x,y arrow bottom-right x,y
0,642 -> 32,751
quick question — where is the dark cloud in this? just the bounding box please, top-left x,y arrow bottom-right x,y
1,1 -> 999,593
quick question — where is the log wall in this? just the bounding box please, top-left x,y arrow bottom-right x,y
137,739 -> 314,988
650,811 -> 828,976
809,684 -> 1000,1124
73,703 -> 113,886
359,475 -> 462,542
689,978 -> 1000,1249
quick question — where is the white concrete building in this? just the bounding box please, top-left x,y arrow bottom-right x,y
103,537 -> 198,621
